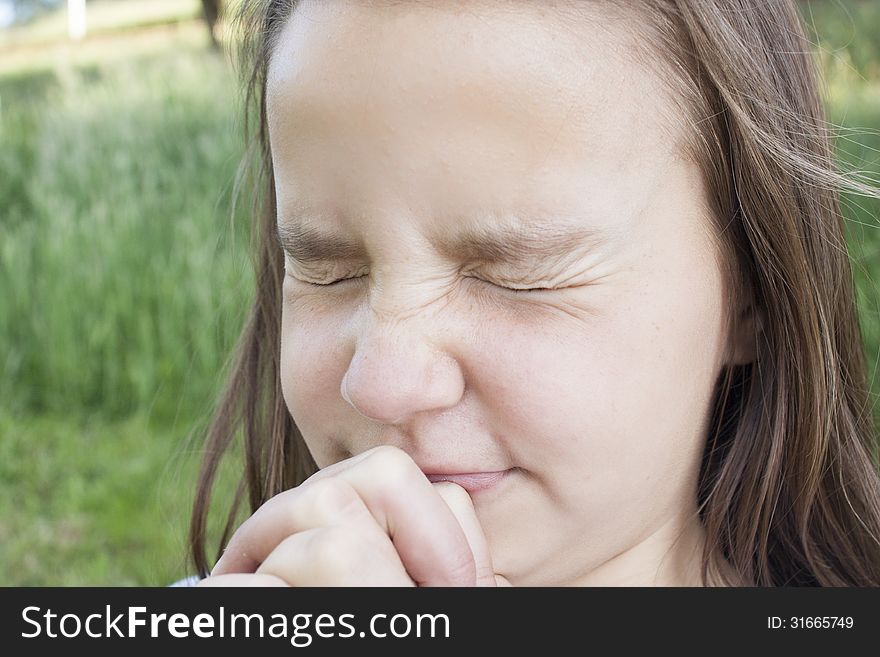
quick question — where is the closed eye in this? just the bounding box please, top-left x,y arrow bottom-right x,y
287,272 -> 556,293
292,274 -> 367,287
468,277 -> 557,294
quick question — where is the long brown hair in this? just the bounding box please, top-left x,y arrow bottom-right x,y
188,0 -> 880,585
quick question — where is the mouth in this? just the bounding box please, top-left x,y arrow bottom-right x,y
423,469 -> 513,493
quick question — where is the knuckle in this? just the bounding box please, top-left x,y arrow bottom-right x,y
365,445 -> 418,486
302,477 -> 361,517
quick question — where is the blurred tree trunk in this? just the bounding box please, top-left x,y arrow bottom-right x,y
201,0 -> 222,50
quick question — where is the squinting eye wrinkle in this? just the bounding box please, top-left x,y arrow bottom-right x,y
435,217 -> 610,268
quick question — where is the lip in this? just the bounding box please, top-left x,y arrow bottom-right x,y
424,469 -> 512,493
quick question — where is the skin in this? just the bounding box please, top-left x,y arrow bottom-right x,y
204,0 -> 757,586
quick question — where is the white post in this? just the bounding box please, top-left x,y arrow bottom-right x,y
68,0 -> 87,41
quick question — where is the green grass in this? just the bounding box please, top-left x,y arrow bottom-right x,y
0,1 -> 878,585
0,411 -> 241,585
0,18 -> 250,584
0,40 -> 253,422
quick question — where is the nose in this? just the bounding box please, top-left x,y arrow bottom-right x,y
340,325 -> 465,425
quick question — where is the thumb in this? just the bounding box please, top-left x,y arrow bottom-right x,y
432,482 -> 498,587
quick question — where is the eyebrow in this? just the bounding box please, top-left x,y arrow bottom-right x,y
275,210 -> 613,267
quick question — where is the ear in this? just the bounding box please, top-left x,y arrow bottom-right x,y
726,301 -> 763,366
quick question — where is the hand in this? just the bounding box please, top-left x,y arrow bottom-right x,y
197,445 -> 509,586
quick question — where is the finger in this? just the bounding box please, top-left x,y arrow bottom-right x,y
196,573 -> 289,587
211,477 -> 374,575
329,447 -> 476,586
213,446 -> 476,587
432,482 -> 496,587
256,525 -> 415,586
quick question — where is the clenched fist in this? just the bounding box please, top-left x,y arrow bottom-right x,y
198,445 -> 510,587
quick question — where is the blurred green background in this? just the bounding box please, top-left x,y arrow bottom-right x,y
0,0 -> 878,585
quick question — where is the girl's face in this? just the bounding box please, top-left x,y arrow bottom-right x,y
269,0 -> 746,585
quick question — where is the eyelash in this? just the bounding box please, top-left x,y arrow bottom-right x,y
291,273 -> 552,293
297,275 -> 362,288
472,278 -> 554,294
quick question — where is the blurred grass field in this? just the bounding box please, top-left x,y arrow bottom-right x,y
1,0 -> 879,585
1,5 -> 249,585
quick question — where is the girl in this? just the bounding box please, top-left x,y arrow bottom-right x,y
188,0 -> 880,586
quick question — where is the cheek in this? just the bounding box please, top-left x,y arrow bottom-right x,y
279,291 -> 354,465
476,246 -> 727,505
471,307 -> 623,471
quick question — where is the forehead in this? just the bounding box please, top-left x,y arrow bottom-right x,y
266,0 -> 685,236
